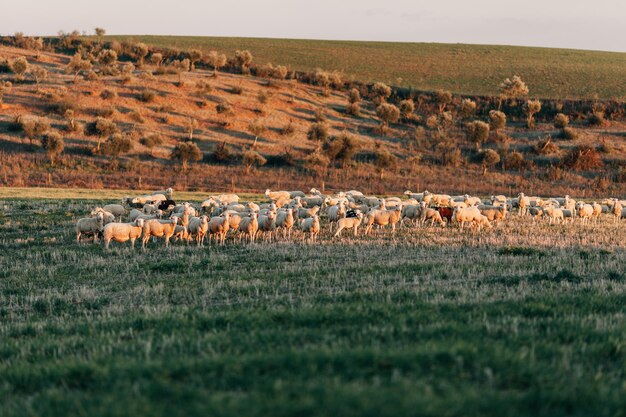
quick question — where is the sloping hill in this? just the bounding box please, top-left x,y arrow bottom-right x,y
109,36 -> 626,100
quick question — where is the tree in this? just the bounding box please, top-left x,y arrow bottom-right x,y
327,133 -> 359,167
29,67 -> 48,89
506,151 -> 525,172
171,141 -> 202,171
206,51 -> 227,76
465,121 -> 490,150
489,110 -> 506,133
459,98 -> 476,119
66,53 -> 92,82
11,57 -> 29,81
307,122 -> 329,143
242,149 -> 267,174
97,49 -> 118,67
171,59 -> 190,84
91,117 -> 118,152
372,82 -> 391,105
374,145 -> 397,179
21,116 -> 50,145
188,49 -> 203,71
150,52 -> 163,67
101,133 -> 133,164
0,81 -> 12,107
131,42 -> 149,67
399,99 -> 415,120
140,134 -> 164,157
524,99 -> 542,128
348,88 -> 361,104
41,131 -> 64,166
376,103 -> 400,135
499,75 -> 529,99
435,90 -> 452,113
94,27 -> 106,39
234,50 -> 253,73
480,149 -> 500,175
314,71 -> 331,96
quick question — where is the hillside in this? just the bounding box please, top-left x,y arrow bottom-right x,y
0,37 -> 625,197
109,35 -> 626,100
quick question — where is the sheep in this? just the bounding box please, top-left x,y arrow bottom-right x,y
288,190 -> 306,198
200,199 -> 219,216
101,204 -> 126,221
300,215 -> 320,242
257,211 -> 277,242
157,199 -> 176,212
326,203 -> 347,232
103,218 -> 145,250
334,212 -> 364,238
591,202 -> 603,223
239,212 -> 259,243
91,207 -> 116,226
464,195 -> 482,207
142,203 -> 158,214
134,210 -> 164,222
208,213 -> 231,245
297,205 -> 320,220
518,192 -> 530,216
225,203 -> 248,213
404,190 -> 427,202
429,194 -> 452,207
401,204 -> 421,227
153,187 -> 174,199
364,207 -> 402,235
276,208 -> 297,239
576,202 -> 594,225
452,206 -> 483,229
187,215 -> 209,246
173,202 -> 197,217
265,189 -> 291,204
247,202 -> 260,213
142,216 -> 179,249
478,205 -> 507,224
419,202 -> 446,227
209,194 -> 239,205
132,193 -> 168,206
471,214 -> 493,231
610,199 -> 623,224
129,208 -> 143,222
543,206 -> 564,225
447,198 -> 468,209
345,190 -> 364,198
223,210 -> 247,231
172,225 -> 189,242
76,212 -> 104,243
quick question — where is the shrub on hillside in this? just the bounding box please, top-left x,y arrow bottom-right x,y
562,145 -> 603,171
307,122 -> 329,142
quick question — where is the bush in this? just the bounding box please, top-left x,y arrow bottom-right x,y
459,98 -> 476,119
499,75 -> 529,99
279,122 -> 295,137
554,113 -> 569,129
435,90 -> 452,113
346,102 -> 361,117
506,151 -> 525,171
399,99 -> 415,119
560,127 -> 578,140
314,108 -> 327,122
242,149 -> 267,173
323,132 -> 359,166
534,136 -> 559,155
140,134 -> 164,149
489,110 -> 506,132
465,121 -> 490,150
210,141 -> 237,164
234,50 -> 253,72
376,103 -> 400,135
480,149 -> 500,175
562,145 -> 603,171
230,85 -> 243,95
524,99 -> 542,128
305,152 -> 330,177
436,141 -> 462,167
138,90 -> 157,103
46,97 -> 80,115
348,88 -> 361,104
128,111 -> 145,124
307,122 -> 329,142
371,82 -> 391,104
95,106 -> 116,118
100,89 -> 118,100
101,133 -> 133,159
10,57 -> 29,81
171,141 -> 202,170
41,131 -> 64,165
20,116 -> 50,144
373,145 -> 397,179
216,102 -> 233,115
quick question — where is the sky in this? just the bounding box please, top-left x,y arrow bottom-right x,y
2,0 -> 625,52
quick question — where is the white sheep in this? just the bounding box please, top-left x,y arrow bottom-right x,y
276,208 -> 297,239
452,206 -> 483,229
76,212 -> 104,243
326,203 -> 347,232
257,211 -> 277,242
208,212 -> 231,245
239,212 -> 259,243
142,216 -> 179,249
103,219 -> 145,250
543,206 -> 564,225
188,215 -> 209,246
576,202 -> 594,225
300,215 -> 320,242
102,204 -> 126,221
334,212 -> 364,238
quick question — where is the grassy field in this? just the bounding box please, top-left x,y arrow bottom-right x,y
1,195 -> 625,416
109,35 -> 626,100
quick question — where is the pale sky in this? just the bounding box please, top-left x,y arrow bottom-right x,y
2,0 -> 625,52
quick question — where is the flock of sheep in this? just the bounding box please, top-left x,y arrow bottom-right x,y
74,187 -> 626,250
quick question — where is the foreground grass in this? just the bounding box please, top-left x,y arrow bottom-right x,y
1,198 -> 625,417
109,35 -> 626,99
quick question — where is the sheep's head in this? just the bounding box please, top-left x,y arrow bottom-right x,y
91,207 -> 102,216
135,218 -> 145,228
403,190 -> 412,195
201,215 -> 209,224
264,189 -> 271,196
170,216 -> 179,225
154,210 -> 163,219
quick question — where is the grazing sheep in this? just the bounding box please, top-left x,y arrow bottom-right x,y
404,190 -> 427,202
334,212 -> 364,238
103,219 -> 145,250
208,213 -> 231,245
452,206 -> 483,229
239,212 -> 259,243
464,195 -> 482,207
429,194 -> 452,207
142,216 -> 179,249
172,225 -> 189,242
153,187 -> 174,199
247,202 -> 260,213
129,208 -> 143,222
188,215 -> 209,246
276,208 -> 297,239
288,191 -> 306,198
400,204 -> 421,227
419,202 -> 446,227
543,206 -> 564,225
209,194 -> 239,205
223,210 -> 247,231
364,207 -> 402,235
142,203 -> 158,214
91,207 -> 116,226
265,189 -> 291,203
76,212 -> 104,243
157,199 -> 176,212
471,214 -> 493,231
134,210 -> 164,222
297,205 -> 320,220
300,215 -> 320,242
257,211 -> 277,242
447,198 -> 468,209
478,205 -> 508,224
132,193 -> 168,206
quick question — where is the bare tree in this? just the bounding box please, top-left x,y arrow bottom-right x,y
524,99 -> 542,129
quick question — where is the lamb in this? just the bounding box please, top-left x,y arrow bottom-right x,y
257,211 -> 277,242
543,206 -> 564,225
208,212 -> 231,245
76,212 -> 104,243
187,215 -> 209,246
326,203 -> 347,232
141,216 -> 179,249
517,192 -> 530,216
102,204 -> 126,221
419,202 -> 445,227
276,208 -> 297,239
471,214 -> 493,231
239,212 -> 259,243
451,206 -> 483,229
103,218 -> 145,250
334,212 -> 364,238
300,215 -> 320,242
610,199 -> 623,223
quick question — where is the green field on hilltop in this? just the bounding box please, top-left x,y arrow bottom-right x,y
109,35 -> 626,100
1,197 -> 625,416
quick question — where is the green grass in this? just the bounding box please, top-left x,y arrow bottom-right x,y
1,197 -> 625,417
109,35 -> 626,100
